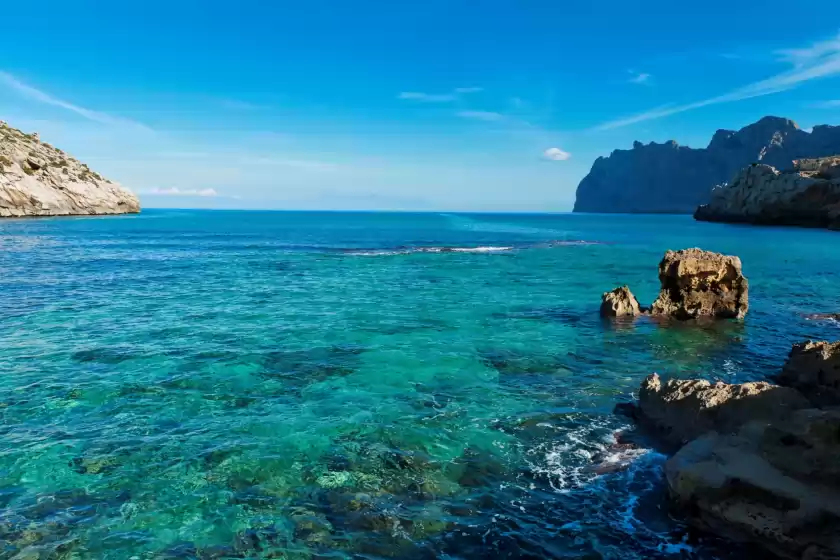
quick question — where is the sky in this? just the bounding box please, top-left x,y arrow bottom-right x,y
1,0 -> 839,212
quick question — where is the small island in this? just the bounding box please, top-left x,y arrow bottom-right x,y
0,121 -> 139,218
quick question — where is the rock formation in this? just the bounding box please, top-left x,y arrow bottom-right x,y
574,116 -> 840,214
649,249 -> 749,320
777,340 -> 840,407
665,410 -> 840,560
0,121 -> 140,217
623,338 -> 840,558
694,157 -> 840,230
599,248 -> 748,321
599,286 -> 641,317
637,373 -> 809,445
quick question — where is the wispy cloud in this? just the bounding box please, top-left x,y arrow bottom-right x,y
595,33 -> 840,131
813,99 -> 840,108
140,187 -> 219,197
543,147 -> 571,161
398,87 -> 482,103
0,71 -> 152,131
399,92 -> 457,102
628,71 -> 651,84
456,110 -> 504,121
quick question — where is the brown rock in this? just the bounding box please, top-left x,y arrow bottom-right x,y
665,409 -> 840,559
599,286 -> 641,317
778,340 -> 840,407
650,248 -> 749,320
637,373 -> 810,445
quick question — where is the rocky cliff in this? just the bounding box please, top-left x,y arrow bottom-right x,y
574,116 -> 840,214
0,121 -> 139,217
694,156 -> 840,229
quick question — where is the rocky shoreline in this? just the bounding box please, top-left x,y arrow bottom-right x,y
0,121 -> 139,218
605,248 -> 840,558
695,156 -> 840,230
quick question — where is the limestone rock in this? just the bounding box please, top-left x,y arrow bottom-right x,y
574,116 -> 840,214
0,121 -> 140,217
599,286 -> 641,317
665,409 -> 840,559
649,248 -> 749,320
694,156 -> 840,230
637,373 -> 810,445
778,340 -> 840,407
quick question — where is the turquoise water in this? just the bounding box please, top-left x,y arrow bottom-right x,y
1,210 -> 839,559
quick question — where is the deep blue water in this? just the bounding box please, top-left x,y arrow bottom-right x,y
0,210 -> 838,559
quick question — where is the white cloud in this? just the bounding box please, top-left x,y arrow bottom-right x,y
0,71 -> 152,131
140,187 -> 219,197
457,110 -> 504,121
814,99 -> 840,108
595,33 -> 840,131
628,71 -> 651,84
543,147 -> 571,161
398,91 -> 457,102
398,87 -> 482,102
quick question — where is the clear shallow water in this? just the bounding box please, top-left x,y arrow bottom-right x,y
1,210 -> 839,560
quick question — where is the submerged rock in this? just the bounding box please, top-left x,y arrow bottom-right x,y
599,286 -> 641,318
637,373 -> 809,445
777,340 -> 840,407
695,156 -> 840,230
0,121 -> 140,217
650,249 -> 749,320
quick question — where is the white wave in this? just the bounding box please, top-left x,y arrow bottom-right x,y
450,246 -> 514,253
345,246 -> 514,256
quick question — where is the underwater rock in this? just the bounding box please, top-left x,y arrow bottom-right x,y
777,340 -> 840,407
637,373 -> 809,445
650,249 -> 749,320
599,286 -> 641,318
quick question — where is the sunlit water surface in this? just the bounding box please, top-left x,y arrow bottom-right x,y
1,210 -> 839,559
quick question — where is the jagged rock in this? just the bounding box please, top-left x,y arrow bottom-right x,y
665,409 -> 840,559
694,157 -> 840,229
0,121 -> 139,217
599,286 -> 641,317
649,248 -> 749,320
574,116 -> 840,214
637,373 -> 810,445
777,340 -> 840,407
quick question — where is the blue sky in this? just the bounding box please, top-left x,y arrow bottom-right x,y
1,0 -> 839,211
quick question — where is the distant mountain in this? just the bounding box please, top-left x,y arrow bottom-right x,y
573,116 -> 840,214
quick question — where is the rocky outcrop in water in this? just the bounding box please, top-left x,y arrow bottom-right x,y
637,373 -> 809,445
574,116 -> 840,214
650,249 -> 749,320
600,248 -> 748,321
624,339 -> 840,559
694,157 -> 840,230
777,340 -> 840,407
0,121 -> 139,217
599,286 -> 641,317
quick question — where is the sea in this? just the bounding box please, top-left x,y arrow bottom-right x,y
1,209 -> 839,559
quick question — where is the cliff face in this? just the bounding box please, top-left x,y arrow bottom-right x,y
573,116 -> 840,214
694,156 -> 840,229
0,121 -> 139,218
